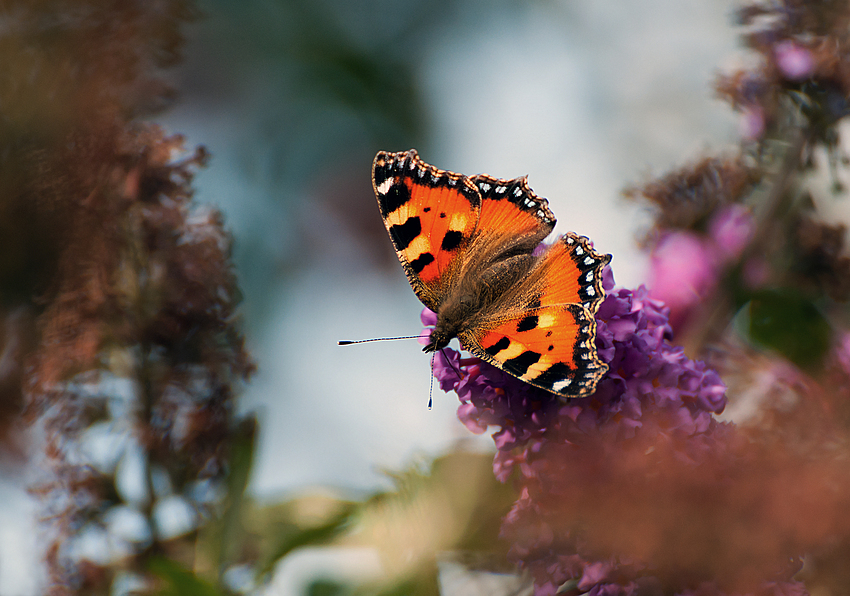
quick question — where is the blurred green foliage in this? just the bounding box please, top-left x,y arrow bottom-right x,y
746,288 -> 832,370
256,501 -> 356,578
198,449 -> 518,594
150,557 -> 224,596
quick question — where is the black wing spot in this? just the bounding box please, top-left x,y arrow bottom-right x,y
389,217 -> 421,251
484,336 -> 511,356
441,230 -> 464,251
535,362 -> 574,393
439,212 -> 447,218
423,206 -> 431,212
548,345 -> 554,351
504,350 -> 541,376
377,180 -> 411,218
517,315 -> 539,333
409,252 -> 435,274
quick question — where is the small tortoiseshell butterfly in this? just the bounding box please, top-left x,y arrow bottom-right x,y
373,149 -> 611,398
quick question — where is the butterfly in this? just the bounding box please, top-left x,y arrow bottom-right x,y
372,149 -> 611,398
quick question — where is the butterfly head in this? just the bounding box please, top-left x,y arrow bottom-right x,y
422,327 -> 451,353
422,301 -> 465,351
422,291 -> 481,353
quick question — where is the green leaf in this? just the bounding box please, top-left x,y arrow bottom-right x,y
353,572 -> 439,596
198,416 -> 257,586
746,288 -> 832,369
306,578 -> 351,596
257,502 -> 357,578
253,451 -> 517,589
148,557 -> 223,596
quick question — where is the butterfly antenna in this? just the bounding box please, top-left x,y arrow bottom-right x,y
339,334 -> 439,409
338,335 -> 421,345
428,352 -> 434,410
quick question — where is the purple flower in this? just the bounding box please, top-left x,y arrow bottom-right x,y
578,560 -> 618,590
418,308 -> 438,345
426,268 -> 726,457
423,266 -> 745,595
775,40 -> 814,81
645,206 -> 754,329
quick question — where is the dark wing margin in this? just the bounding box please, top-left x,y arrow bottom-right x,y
534,232 -> 611,313
470,173 -> 555,240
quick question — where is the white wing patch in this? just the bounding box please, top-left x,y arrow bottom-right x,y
377,177 -> 394,195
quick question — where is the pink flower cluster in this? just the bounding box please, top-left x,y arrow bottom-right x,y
648,204 -> 757,329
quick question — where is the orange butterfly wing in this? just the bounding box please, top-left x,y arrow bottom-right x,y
459,233 -> 611,397
373,150 -> 481,311
470,173 -> 555,239
536,233 -> 608,312
462,304 -> 603,397
373,150 -> 611,398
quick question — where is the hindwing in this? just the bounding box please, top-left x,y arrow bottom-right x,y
459,232 -> 611,397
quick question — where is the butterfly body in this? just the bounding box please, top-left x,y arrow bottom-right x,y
424,251 -> 539,353
373,149 -> 611,398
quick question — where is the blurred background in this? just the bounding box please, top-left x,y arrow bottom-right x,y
159,0 -> 739,495
0,0 -> 745,594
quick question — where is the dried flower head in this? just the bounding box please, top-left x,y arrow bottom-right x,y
625,156 -> 757,234
2,3 -> 250,594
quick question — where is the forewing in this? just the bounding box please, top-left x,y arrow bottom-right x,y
470,173 -> 555,245
460,303 -> 607,398
373,150 -> 481,310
